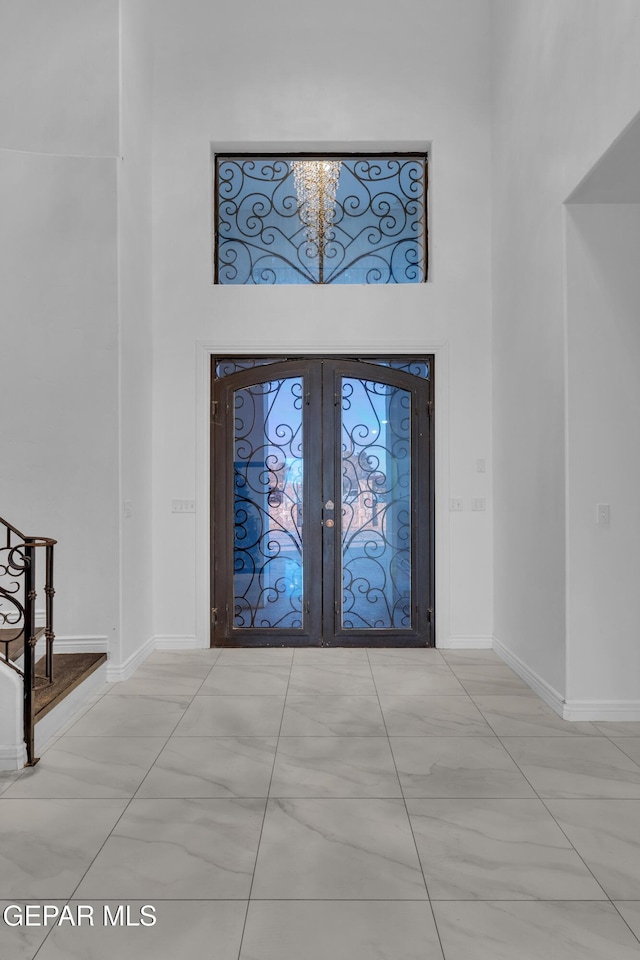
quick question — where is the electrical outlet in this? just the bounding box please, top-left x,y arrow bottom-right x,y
123,500 -> 133,519
450,498 -> 463,512
172,499 -> 196,514
596,503 -> 610,525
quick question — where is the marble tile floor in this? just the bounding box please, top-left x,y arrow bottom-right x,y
1,646 -> 640,959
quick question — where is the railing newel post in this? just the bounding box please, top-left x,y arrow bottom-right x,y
23,542 -> 37,766
45,543 -> 55,683
0,518 -> 55,767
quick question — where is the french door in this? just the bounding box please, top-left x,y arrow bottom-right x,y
211,357 -> 434,647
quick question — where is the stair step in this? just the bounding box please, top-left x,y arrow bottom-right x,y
0,627 -> 46,664
33,652 -> 107,721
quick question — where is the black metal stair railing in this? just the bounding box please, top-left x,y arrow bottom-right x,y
0,516 -> 56,766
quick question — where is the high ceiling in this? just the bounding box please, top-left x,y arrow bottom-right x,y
568,108 -> 640,203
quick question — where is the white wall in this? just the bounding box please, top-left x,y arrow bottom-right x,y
0,1 -> 121,647
565,203 -> 640,710
0,0 -> 119,157
118,0 -> 154,665
491,0 -> 640,701
0,0 -> 155,671
0,664 -> 26,770
4,0 -> 639,713
151,0 -> 494,647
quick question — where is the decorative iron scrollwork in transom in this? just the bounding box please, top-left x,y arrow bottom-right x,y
215,154 -> 427,285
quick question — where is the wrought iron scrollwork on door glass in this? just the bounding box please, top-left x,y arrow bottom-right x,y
233,377 -> 304,628
215,154 -> 427,285
215,357 -> 287,380
340,378 -> 411,629
365,358 -> 430,379
215,356 -> 430,381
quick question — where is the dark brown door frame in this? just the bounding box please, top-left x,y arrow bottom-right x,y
210,355 -> 435,648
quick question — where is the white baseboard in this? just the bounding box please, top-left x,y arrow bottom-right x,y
562,700 -> 640,722
35,662 -> 109,751
492,636 -> 566,717
4,632 -> 206,765
0,741 -> 27,772
53,635 -> 108,654
492,636 -> 640,721
153,635 -> 202,651
493,637 -> 640,723
439,635 -> 494,650
105,635 -> 202,680
13,636 -> 108,669
106,636 -> 155,682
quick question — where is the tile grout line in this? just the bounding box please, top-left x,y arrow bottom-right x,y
234,648 -> 295,960
126,655 -> 220,801
56,673 -> 207,903
369,649 -> 640,945
18,658 -> 220,959
497,745 -> 615,907
537,794 -> 640,947
478,693 -> 640,918
366,647 -> 448,960
7,647 -> 640,956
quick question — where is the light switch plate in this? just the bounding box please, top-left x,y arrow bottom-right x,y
172,499 -> 196,514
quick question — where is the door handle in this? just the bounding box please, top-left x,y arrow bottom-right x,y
324,519 -> 335,528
